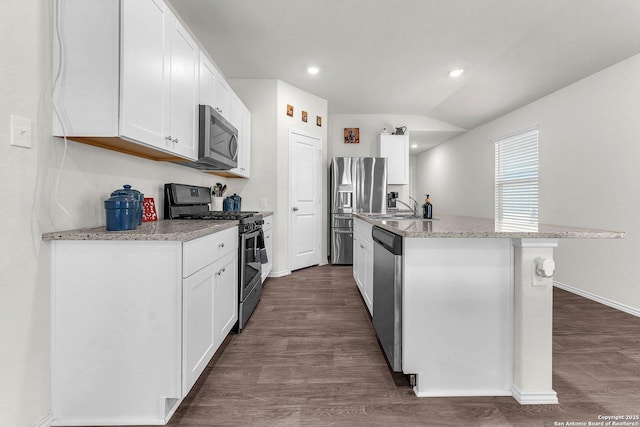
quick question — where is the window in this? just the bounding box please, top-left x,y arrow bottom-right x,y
495,128 -> 538,231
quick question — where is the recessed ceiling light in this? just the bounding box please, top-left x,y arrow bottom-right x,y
411,144 -> 418,148
448,68 -> 464,78
307,66 -> 320,75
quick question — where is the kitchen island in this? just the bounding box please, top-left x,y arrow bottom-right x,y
354,214 -> 623,404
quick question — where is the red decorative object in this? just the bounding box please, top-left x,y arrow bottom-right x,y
142,197 -> 158,222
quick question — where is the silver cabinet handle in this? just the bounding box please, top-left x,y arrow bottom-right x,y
215,267 -> 226,276
165,136 -> 172,141
292,207 -> 299,212
265,235 -> 270,239
218,242 -> 224,248
172,138 -> 178,143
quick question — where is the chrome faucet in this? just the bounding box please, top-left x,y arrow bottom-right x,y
393,197 -> 419,217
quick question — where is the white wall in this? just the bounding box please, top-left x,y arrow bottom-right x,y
416,53 -> 640,311
0,2 -> 239,425
229,79 -> 328,274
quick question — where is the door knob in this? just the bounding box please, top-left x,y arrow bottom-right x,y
292,207 -> 299,211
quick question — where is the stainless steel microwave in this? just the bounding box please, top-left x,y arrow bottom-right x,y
194,104 -> 238,170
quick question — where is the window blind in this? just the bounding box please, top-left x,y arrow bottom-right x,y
495,129 -> 538,231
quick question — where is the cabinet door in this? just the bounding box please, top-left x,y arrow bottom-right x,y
120,0 -> 170,150
261,224 -> 273,282
363,241 -> 374,315
353,234 -> 364,291
199,55 -> 217,107
229,92 -> 242,130
214,251 -> 238,348
168,15 -> 198,160
229,103 -> 251,178
215,78 -> 231,120
182,262 -> 215,395
380,134 -> 409,185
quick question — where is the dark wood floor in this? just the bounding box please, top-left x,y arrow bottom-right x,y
165,264 -> 640,427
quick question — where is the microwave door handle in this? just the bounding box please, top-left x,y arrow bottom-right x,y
229,134 -> 238,161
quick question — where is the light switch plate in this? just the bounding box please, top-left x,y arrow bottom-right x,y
260,198 -> 268,209
10,115 -> 32,149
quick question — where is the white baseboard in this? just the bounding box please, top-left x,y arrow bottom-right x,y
553,281 -> 640,317
269,270 -> 290,278
34,413 -> 54,427
413,388 -> 512,398
51,417 -> 165,426
511,385 -> 558,405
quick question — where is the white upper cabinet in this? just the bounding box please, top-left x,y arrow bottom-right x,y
121,0 -> 198,160
380,134 -> 409,185
54,0 -> 198,161
200,56 -> 252,178
229,92 -> 242,131
239,105 -> 252,177
215,78 -> 231,120
167,16 -> 198,160
53,0 -> 251,171
120,0 -> 168,148
198,55 -> 217,107
226,93 -> 251,178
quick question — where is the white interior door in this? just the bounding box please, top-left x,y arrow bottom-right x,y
290,130 -> 322,271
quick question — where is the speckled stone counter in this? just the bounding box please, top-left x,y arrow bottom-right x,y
42,219 -> 238,242
355,213 -> 624,239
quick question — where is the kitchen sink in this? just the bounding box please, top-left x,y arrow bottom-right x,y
366,213 -> 431,220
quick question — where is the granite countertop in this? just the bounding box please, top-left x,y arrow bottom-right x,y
355,213 -> 625,239
42,220 -> 238,242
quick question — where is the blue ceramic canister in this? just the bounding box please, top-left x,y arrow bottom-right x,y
223,197 -> 234,212
112,185 -> 144,225
231,194 -> 241,211
104,191 -> 138,231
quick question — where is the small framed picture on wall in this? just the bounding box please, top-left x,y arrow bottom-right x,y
287,104 -> 294,117
316,116 -> 322,127
302,111 -> 308,122
344,128 -> 359,144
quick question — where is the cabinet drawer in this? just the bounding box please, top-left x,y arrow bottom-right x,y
354,218 -> 373,245
183,226 -> 238,278
263,215 -> 273,230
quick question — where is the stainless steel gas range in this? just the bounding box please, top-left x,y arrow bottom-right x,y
164,183 -> 266,331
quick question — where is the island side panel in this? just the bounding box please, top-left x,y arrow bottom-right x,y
403,237 -> 513,397
512,238 -> 558,404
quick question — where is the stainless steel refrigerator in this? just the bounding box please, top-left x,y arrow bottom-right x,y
329,157 -> 387,264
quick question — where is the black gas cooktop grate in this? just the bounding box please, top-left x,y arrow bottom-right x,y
180,211 -> 259,220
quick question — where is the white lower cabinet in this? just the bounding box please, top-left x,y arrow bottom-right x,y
50,227 -> 238,426
214,251 -> 239,348
353,218 -> 374,315
261,215 -> 273,282
183,249 -> 237,394
183,262 -> 216,395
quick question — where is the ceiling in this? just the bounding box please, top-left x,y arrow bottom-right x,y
168,0 -> 640,144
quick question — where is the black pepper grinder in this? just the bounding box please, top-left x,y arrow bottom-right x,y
422,194 -> 433,219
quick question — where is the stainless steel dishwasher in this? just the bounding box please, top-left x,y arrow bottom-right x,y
372,226 -> 403,372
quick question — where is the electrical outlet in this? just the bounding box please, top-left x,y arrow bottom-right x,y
10,115 -> 32,149
260,198 -> 268,209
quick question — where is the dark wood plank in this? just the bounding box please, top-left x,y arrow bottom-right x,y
155,264 -> 640,426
